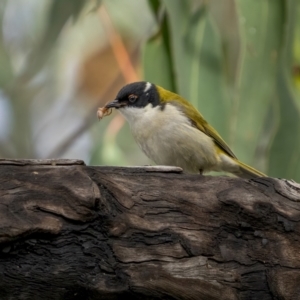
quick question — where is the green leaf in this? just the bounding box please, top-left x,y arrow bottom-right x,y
147,0 -> 161,16
0,0 -> 14,89
143,34 -> 174,90
269,73 -> 300,180
163,0 -> 231,141
229,0 -> 285,170
268,0 -> 300,180
23,0 -> 88,80
143,9 -> 175,91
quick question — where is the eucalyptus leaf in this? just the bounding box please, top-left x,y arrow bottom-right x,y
230,0 -> 284,170
268,0 -> 300,180
143,9 -> 175,91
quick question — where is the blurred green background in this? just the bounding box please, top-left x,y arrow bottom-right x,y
0,0 -> 299,180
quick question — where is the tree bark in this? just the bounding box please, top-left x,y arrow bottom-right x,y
0,159 -> 299,300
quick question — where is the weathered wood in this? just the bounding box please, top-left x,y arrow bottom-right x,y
0,158 -> 85,165
0,159 -> 299,300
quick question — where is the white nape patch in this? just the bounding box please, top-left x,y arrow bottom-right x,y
144,82 -> 152,93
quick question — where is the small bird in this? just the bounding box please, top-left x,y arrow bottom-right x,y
101,81 -> 266,178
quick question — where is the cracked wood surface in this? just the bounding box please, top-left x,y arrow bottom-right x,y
0,159 -> 299,300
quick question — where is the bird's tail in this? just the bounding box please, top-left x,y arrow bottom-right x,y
235,160 -> 266,179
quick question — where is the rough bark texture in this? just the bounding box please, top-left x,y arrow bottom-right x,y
0,159 -> 300,300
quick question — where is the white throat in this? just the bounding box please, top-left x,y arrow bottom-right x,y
118,103 -> 191,138
119,104 -> 155,126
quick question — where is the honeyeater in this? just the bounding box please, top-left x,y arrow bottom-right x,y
102,81 -> 266,178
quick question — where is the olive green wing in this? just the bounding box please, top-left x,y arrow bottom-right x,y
157,85 -> 237,159
201,121 -> 237,159
171,98 -> 237,159
191,110 -> 237,158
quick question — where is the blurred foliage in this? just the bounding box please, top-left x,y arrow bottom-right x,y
143,0 -> 300,180
0,0 -> 300,180
0,0 -> 153,164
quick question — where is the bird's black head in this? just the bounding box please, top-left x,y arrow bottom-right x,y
105,81 -> 160,109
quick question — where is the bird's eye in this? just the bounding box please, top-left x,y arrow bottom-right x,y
128,94 -> 137,103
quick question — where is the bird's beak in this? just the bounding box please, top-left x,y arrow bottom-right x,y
105,99 -> 126,109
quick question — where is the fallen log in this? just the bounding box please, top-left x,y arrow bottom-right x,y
0,159 -> 299,300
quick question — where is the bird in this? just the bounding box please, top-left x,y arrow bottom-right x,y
101,81 -> 266,178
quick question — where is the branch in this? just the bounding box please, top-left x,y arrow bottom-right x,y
0,159 -> 299,300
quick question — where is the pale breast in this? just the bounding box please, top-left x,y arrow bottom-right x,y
119,104 -> 219,173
